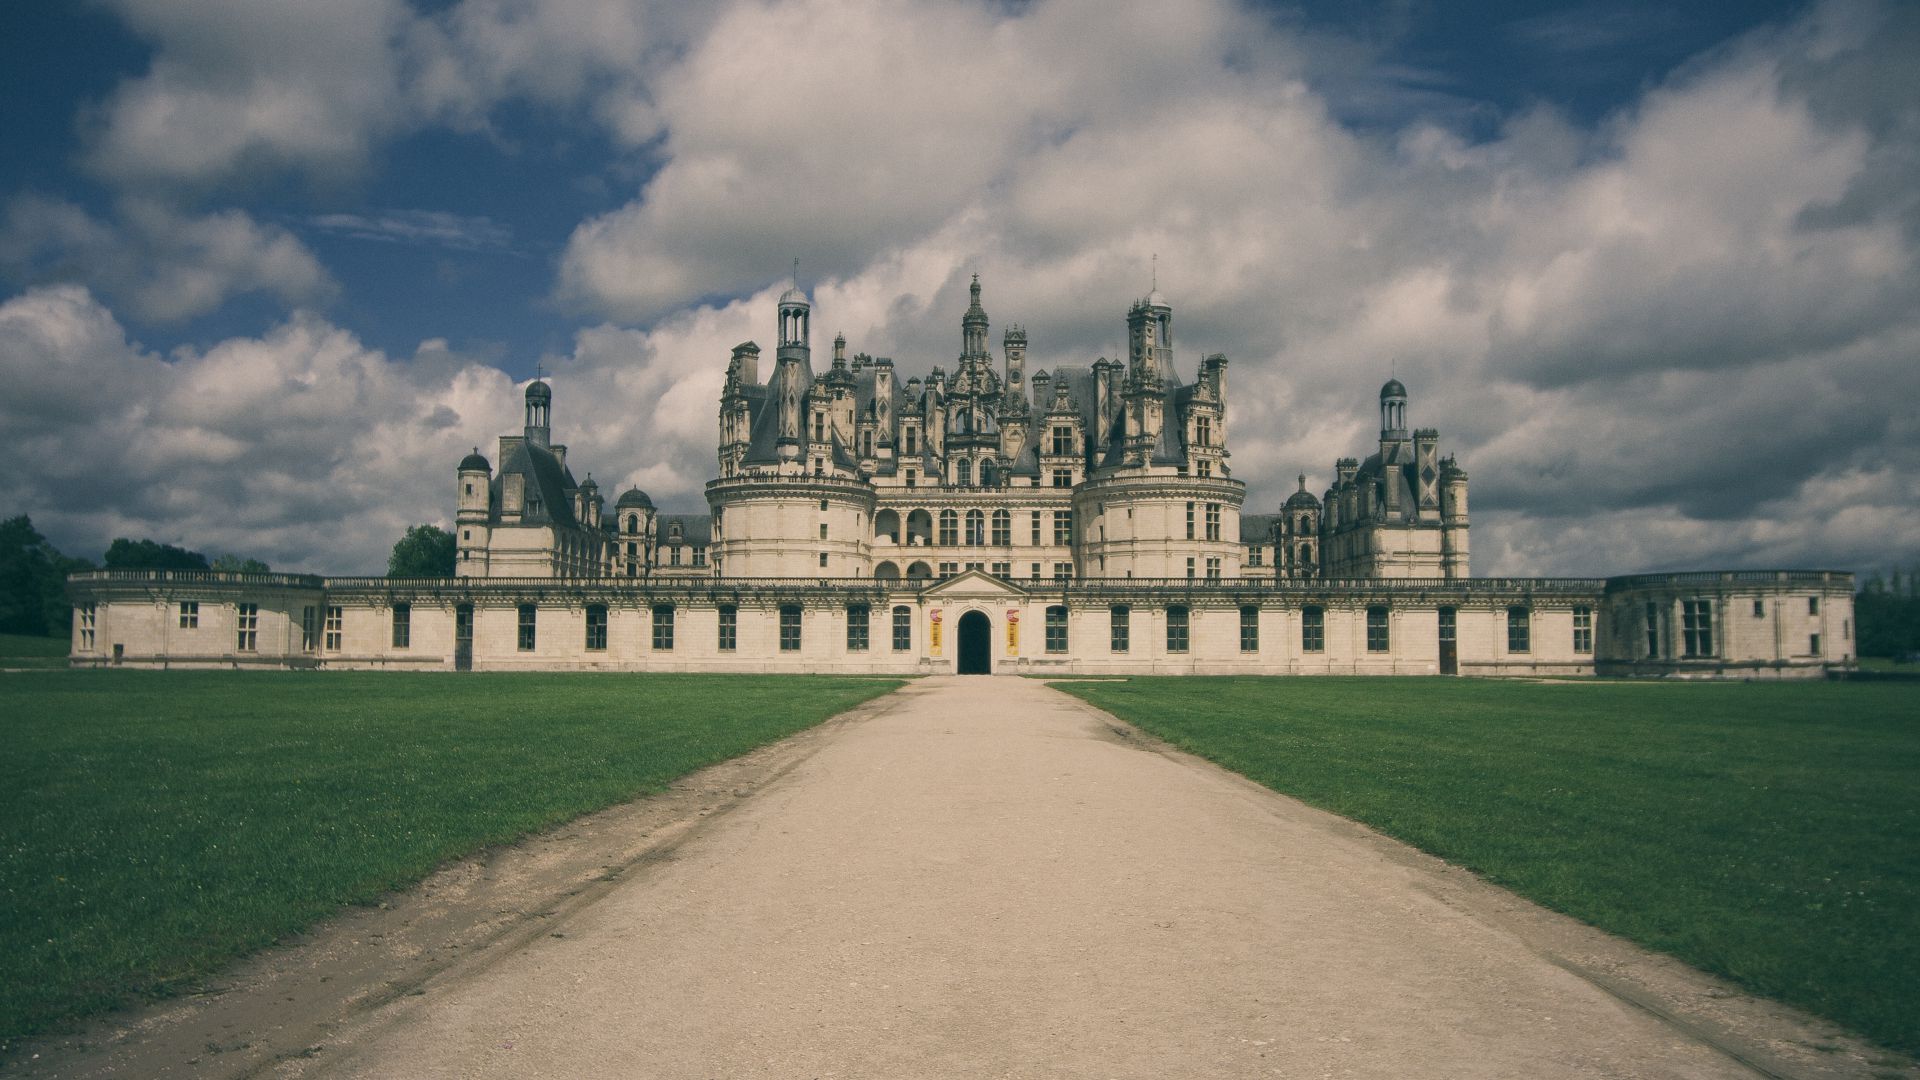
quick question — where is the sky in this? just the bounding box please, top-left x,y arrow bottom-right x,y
0,0 -> 1915,578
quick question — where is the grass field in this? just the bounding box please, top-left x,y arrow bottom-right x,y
1057,677 -> 1920,1059
0,671 -> 902,1052
0,632 -> 68,669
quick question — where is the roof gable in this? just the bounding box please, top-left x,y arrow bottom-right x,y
918,569 -> 1031,600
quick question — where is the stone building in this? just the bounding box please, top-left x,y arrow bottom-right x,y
67,276 -> 1857,677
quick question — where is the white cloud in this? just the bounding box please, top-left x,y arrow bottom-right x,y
0,196 -> 335,322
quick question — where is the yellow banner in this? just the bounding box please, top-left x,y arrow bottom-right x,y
1006,609 -> 1020,655
929,609 -> 943,656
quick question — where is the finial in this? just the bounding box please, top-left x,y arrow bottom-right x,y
793,257 -> 800,284
1151,252 -> 1157,290
1298,473 -> 1306,492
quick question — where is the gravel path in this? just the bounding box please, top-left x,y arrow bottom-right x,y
287,675 -> 1866,1079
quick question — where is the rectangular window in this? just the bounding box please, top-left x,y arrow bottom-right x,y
1205,503 -> 1221,541
652,605 -> 675,650
302,605 -> 318,651
1052,511 -> 1072,546
585,604 -> 608,650
1045,605 -> 1069,653
236,603 -> 258,652
1186,502 -> 1195,539
1811,632 -> 1822,654
819,552 -> 829,569
991,561 -> 1010,578
1438,606 -> 1456,643
1809,596 -> 1819,615
1186,557 -> 1195,579
1053,562 -> 1072,580
326,605 -> 344,651
780,605 -> 802,651
1367,605 -> 1390,652
79,603 -> 96,650
1572,605 -> 1593,653
1205,557 -> 1221,580
517,604 -> 535,651
939,561 -> 959,578
1197,459 -> 1210,477
892,605 -> 911,651
1240,606 -> 1259,652
939,513 -> 958,546
1682,599 -> 1713,658
670,546 -> 682,566
1752,598 -> 1765,618
1052,469 -> 1072,488
1051,426 -> 1073,455
694,547 -> 706,566
1302,606 -> 1324,652
718,605 -> 737,651
1110,605 -> 1130,653
1249,546 -> 1262,567
905,469 -> 916,488
1166,606 -> 1189,653
847,604 -> 869,651
1031,562 -> 1042,580
1507,606 -> 1531,653
820,523 -> 828,540
1645,601 -> 1660,656
178,600 -> 199,629
1031,511 -> 1041,546
391,602 -> 411,648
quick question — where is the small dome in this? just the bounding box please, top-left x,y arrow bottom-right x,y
1144,288 -> 1168,308
578,474 -> 598,491
525,379 -> 552,401
1285,488 -> 1321,510
1380,377 -> 1406,400
458,449 -> 491,472
778,285 -> 810,307
615,486 -> 654,509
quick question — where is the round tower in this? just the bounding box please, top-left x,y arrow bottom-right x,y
524,379 -> 552,447
456,448 -> 492,576
615,486 -> 656,577
1379,378 -> 1407,438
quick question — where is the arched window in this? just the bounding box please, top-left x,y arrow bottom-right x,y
938,510 -> 959,546
965,510 -> 985,546
956,459 -> 972,487
980,462 -> 996,487
991,509 -> 1010,546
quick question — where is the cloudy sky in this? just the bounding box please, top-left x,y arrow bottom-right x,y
1,0 -> 1915,577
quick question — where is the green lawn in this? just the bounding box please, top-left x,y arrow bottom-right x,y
0,633 -> 68,669
1057,677 -> 1920,1059
0,671 -> 902,1052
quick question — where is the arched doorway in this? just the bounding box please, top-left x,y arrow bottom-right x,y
957,610 -> 991,675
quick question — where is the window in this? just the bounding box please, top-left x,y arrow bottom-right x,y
939,561 -> 959,578
990,510 -> 1010,546
391,602 -> 411,648
652,605 -> 675,650
1645,601 -> 1660,656
1367,606 -> 1389,652
820,523 -> 828,540
1682,600 -> 1712,658
79,604 -> 96,650
1206,557 -> 1221,580
991,562 -> 1010,578
905,469 -> 916,488
1573,606 -> 1593,653
1166,606 -> 1189,653
956,459 -> 971,487
1051,426 -> 1073,455
779,605 -> 803,651
1810,632 -> 1822,654
670,546 -> 682,566
847,604 -> 869,651
517,604 -> 535,651
718,605 -> 737,651
1053,562 -> 1072,580
1110,606 -> 1130,652
694,547 -> 706,567
178,600 -> 199,629
1186,502 -> 1195,539
1186,557 -> 1195,579
1507,607 -> 1531,653
1052,469 -> 1072,488
1205,503 -> 1221,541
904,428 -> 917,455
1195,416 -> 1212,446
939,510 -> 959,545
819,552 -> 829,569
1045,606 -> 1068,653
892,606 -> 912,651
966,510 -> 985,546
1439,606 -> 1456,642
236,603 -> 258,652
1240,606 -> 1259,652
1031,562 -> 1042,580
1302,606 -> 1324,652
1052,511 -> 1072,546
1752,598 -> 1765,618
302,605 -> 318,651
1809,596 -> 1819,615
1197,459 -> 1211,477
325,605 -> 344,651
1249,546 -> 1263,567
1031,510 -> 1042,546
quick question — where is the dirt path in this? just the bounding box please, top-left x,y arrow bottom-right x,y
15,677 -> 1910,1078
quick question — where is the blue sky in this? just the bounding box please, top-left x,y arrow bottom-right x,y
1,0 -> 1914,576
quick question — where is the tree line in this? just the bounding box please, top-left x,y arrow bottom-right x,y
0,517 -> 457,637
1855,570 -> 1920,661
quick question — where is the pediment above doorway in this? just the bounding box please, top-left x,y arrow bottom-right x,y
916,569 -> 1031,600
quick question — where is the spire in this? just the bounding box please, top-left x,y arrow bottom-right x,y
961,272 -> 989,357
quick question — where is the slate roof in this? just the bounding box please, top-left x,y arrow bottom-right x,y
657,513 -> 712,546
494,437 -> 578,527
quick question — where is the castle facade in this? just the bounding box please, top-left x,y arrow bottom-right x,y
67,278 -> 1855,677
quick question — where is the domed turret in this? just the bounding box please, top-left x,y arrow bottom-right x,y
524,378 -> 552,447
1284,474 -> 1320,510
1379,377 -> 1405,400
459,449 -> 491,473
616,486 -> 654,510
1379,378 -> 1407,437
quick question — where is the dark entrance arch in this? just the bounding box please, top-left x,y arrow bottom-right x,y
957,610 -> 991,675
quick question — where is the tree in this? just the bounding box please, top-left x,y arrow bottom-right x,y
388,524 -> 456,577
0,515 -> 94,636
211,553 -> 272,573
103,537 -> 209,570
1856,568 -> 1920,659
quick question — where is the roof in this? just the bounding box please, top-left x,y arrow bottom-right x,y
615,486 -> 654,509
656,513 -> 712,546
1380,378 -> 1406,399
459,450 -> 490,472
1241,513 -> 1279,543
494,437 -> 578,527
